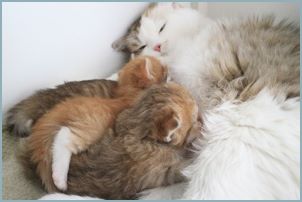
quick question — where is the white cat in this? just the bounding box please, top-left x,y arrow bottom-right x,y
113,3 -> 300,200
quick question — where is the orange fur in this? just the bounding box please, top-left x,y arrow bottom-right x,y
64,82 -> 201,199
25,56 -> 167,192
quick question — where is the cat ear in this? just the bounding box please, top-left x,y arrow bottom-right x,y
154,107 -> 180,143
132,58 -> 154,88
112,36 -> 127,52
144,58 -> 154,80
163,114 -> 180,143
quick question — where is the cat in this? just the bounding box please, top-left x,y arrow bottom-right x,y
5,79 -> 117,137
25,82 -> 201,199
111,3 -> 300,200
113,3 -> 299,107
7,2 -> 300,200
23,56 -> 168,192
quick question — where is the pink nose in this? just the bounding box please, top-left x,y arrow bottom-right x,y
153,44 -> 161,52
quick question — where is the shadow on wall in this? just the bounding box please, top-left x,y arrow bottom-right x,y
2,2 -> 148,112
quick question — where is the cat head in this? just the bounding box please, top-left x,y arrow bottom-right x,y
118,56 -> 168,89
148,82 -> 201,147
118,82 -> 200,147
112,3 -> 201,58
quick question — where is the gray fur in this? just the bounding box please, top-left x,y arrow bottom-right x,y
5,79 -> 117,137
113,15 -> 300,110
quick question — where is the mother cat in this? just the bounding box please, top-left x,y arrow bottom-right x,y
111,3 -> 300,200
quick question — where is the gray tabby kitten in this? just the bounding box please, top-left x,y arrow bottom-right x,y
5,79 -> 117,137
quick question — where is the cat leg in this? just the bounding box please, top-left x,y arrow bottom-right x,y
52,124 -> 109,191
52,126 -> 73,191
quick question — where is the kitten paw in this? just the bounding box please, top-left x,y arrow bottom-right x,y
52,171 -> 67,191
52,127 -> 73,191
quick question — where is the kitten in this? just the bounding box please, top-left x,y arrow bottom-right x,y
5,79 -> 117,137
45,82 -> 200,199
112,3 -> 300,200
24,56 -> 168,192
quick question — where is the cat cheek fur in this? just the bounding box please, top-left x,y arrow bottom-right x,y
112,16 -> 142,53
111,36 -> 127,51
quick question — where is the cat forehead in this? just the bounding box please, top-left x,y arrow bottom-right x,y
143,3 -> 175,18
137,17 -> 161,42
137,5 -> 173,40
128,5 -> 170,37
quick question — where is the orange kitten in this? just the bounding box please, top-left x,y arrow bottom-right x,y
26,56 -> 167,192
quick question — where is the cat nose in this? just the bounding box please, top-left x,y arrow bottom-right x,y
153,44 -> 161,52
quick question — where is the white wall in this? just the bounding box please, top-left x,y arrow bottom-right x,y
2,2 -> 300,113
2,2 -> 148,112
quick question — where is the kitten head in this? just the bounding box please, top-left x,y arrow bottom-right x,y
116,82 -> 200,147
112,3 -> 201,58
149,82 -> 200,147
118,56 -> 168,89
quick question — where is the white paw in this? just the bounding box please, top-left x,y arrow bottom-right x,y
52,127 -> 72,191
52,170 -> 67,191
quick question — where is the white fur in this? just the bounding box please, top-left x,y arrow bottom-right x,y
136,6 -> 300,199
52,127 -> 73,191
141,90 -> 300,199
39,193 -> 101,200
139,4 -> 208,59
106,72 -> 118,81
182,90 -> 300,199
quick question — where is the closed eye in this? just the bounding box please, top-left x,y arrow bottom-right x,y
138,45 -> 146,50
134,45 -> 146,54
159,23 -> 166,33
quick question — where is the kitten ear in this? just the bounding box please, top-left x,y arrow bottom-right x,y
112,36 -> 127,52
154,107 -> 180,143
144,58 -> 154,80
132,58 -> 154,88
